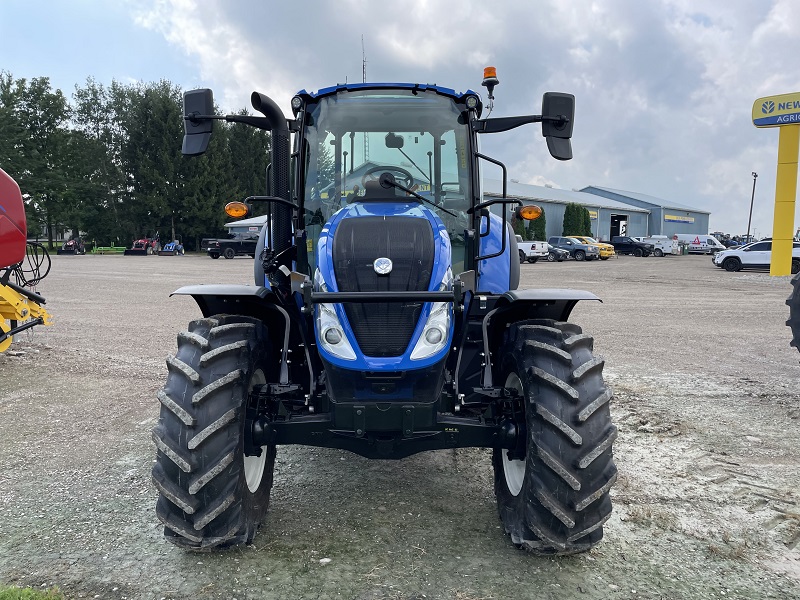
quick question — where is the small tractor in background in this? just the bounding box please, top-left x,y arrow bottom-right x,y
57,237 -> 86,255
158,239 -> 185,256
0,168 -> 53,353
152,68 -> 617,554
124,235 -> 161,256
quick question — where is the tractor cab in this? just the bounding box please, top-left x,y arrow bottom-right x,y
296,85 -> 475,276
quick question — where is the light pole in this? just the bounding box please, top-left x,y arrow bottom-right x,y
746,172 -> 757,243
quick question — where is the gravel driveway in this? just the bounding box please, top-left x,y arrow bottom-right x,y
1,252 -> 798,600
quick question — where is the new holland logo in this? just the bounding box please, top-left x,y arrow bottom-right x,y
762,100 -> 775,114
373,257 -> 393,275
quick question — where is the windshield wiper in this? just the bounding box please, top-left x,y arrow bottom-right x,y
378,173 -> 458,217
396,147 -> 431,183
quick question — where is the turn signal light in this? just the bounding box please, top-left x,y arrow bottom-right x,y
518,205 -> 543,220
225,201 -> 250,218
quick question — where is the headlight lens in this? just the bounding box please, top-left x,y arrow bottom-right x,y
316,303 -> 356,360
410,302 -> 451,360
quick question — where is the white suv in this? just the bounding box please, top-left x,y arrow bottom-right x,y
713,240 -> 800,273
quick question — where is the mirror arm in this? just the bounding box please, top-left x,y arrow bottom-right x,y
183,113 -> 276,132
473,114 -> 570,134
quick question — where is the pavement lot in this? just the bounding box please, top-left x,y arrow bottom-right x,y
0,252 -> 798,600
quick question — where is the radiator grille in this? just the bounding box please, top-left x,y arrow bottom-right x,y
332,216 -> 434,357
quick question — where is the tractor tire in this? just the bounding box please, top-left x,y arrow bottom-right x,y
723,257 -> 741,272
147,246 -> 155,255
492,320 -> 617,555
633,248 -> 643,257
653,249 -> 664,257
527,257 -> 539,264
224,248 -> 236,260
600,256 -> 609,261
787,274 -> 800,353
152,315 -> 276,550
574,250 -> 586,262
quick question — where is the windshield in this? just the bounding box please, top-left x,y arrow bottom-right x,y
301,89 -> 472,272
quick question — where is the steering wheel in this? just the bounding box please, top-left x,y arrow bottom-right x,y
361,165 -> 414,188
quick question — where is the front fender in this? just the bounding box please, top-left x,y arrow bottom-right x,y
171,284 -> 278,319
496,288 -> 601,322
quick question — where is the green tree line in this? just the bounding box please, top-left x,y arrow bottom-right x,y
0,72 -> 271,251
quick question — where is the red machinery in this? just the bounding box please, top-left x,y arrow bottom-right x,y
0,167 -> 27,269
0,168 -> 52,352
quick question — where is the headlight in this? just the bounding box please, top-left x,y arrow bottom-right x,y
410,302 -> 451,360
314,269 -> 355,360
316,303 -> 356,360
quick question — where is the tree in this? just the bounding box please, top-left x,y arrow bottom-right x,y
0,74 -> 72,247
562,203 -> 592,237
582,208 -> 592,237
531,207 -> 547,241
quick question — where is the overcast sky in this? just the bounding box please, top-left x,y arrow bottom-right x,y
3,0 -> 799,238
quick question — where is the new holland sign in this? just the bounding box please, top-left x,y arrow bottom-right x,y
752,92 -> 800,127
752,91 -> 800,276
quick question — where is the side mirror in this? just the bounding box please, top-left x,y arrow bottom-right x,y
542,92 -> 574,161
182,89 -> 214,156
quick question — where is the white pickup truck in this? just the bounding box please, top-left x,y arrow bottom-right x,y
632,235 -> 680,257
515,235 -> 549,263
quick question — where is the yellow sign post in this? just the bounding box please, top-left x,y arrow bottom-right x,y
752,92 -> 800,276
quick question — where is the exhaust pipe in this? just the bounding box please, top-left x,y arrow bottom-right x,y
251,92 -> 292,258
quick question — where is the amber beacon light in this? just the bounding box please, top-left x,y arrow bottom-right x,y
225,201 -> 250,218
518,205 -> 543,220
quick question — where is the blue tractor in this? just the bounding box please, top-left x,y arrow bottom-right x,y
152,69 -> 617,554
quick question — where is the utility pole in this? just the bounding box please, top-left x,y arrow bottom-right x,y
746,171 -> 757,243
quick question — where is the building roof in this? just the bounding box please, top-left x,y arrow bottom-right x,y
484,179 -> 650,213
581,185 -> 709,214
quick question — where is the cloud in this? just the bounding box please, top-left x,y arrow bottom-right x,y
131,0 -> 800,236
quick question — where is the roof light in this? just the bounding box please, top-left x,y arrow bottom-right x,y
225,201 -> 250,218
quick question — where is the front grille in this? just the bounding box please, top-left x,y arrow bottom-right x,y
332,216 -> 434,357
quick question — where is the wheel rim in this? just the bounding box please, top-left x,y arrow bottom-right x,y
502,372 -> 525,497
243,368 -> 267,493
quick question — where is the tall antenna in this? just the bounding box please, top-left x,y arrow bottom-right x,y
362,35 -> 367,83
362,35 -> 368,162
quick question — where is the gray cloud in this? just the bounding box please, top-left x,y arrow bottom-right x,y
131,0 -> 800,237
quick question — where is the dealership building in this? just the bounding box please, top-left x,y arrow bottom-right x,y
484,180 -> 709,241
227,180 -> 710,244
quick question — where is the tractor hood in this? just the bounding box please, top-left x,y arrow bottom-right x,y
314,201 -> 453,371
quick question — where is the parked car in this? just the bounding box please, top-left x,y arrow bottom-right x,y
547,236 -> 600,261
610,236 -> 653,257
713,240 -> 800,273
202,233 -> 259,259
546,243 -> 570,262
515,235 -> 549,263
571,236 -> 615,260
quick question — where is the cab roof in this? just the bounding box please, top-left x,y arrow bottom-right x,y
296,82 -> 478,101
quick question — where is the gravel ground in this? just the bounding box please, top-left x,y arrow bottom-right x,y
1,252 -> 798,600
